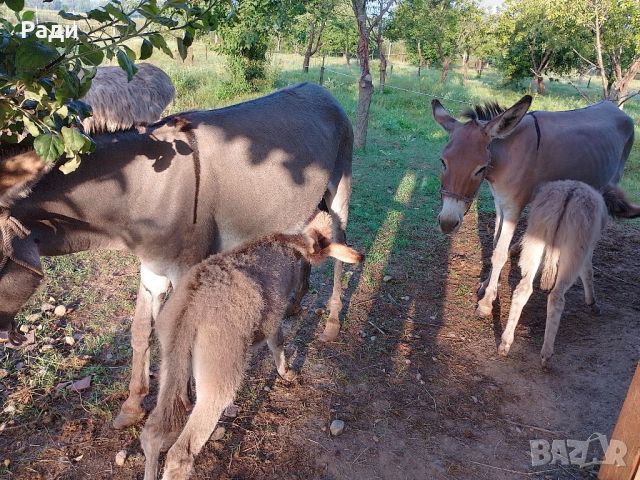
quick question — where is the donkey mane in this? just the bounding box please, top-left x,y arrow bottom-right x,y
462,102 -> 506,121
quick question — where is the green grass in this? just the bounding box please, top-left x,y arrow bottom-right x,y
2,45 -> 639,438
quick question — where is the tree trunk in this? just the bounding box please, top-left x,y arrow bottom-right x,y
612,57 -> 640,108
303,23 -> 316,73
533,74 -> 546,94
344,48 -> 351,67
377,37 -> 386,92
594,7 -> 610,99
462,51 -> 469,85
352,0 -> 374,149
440,59 -> 450,82
417,40 -> 423,77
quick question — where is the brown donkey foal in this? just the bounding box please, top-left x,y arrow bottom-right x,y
498,180 -> 612,367
140,211 -> 362,480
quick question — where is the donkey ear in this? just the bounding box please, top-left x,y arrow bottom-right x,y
483,95 -> 532,139
321,243 -> 363,264
432,99 -> 461,134
308,242 -> 364,266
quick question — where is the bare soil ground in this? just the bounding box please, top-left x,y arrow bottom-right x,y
1,205 -> 638,480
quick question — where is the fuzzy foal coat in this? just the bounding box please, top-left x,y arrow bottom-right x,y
498,180 -> 609,366
140,213 -> 362,480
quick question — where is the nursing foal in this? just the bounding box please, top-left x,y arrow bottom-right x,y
140,211 -> 362,480
498,180 -> 611,366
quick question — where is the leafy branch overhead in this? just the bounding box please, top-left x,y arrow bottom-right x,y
0,0 -> 227,170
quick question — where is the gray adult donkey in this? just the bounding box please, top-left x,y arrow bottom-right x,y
0,82 -> 353,428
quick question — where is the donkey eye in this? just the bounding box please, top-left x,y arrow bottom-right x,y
440,159 -> 447,170
475,166 -> 487,176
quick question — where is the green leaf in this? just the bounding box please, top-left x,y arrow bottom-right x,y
176,37 -> 187,60
15,41 -> 58,74
149,33 -> 172,57
105,3 -> 129,23
56,68 -> 81,99
59,10 -> 85,20
58,154 -> 81,174
21,10 -> 35,21
86,8 -> 111,22
121,44 -> 137,61
139,38 -> 153,60
78,42 -> 104,66
5,0 -> 24,12
61,126 -> 86,152
116,49 -> 137,81
182,29 -> 194,48
22,117 -> 40,136
33,133 -> 65,163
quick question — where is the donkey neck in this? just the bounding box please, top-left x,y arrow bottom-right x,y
484,114 -> 540,209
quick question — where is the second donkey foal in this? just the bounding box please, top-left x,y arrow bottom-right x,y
140,211 -> 363,480
498,180 -> 609,366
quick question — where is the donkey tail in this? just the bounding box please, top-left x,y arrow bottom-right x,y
540,246 -> 560,291
529,181 -> 607,291
601,184 -> 640,219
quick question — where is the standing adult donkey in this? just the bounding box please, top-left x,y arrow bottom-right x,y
0,82 -> 352,428
431,97 -> 635,316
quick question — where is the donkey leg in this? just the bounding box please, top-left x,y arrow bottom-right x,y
267,326 -> 297,382
114,265 -> 170,429
579,252 -> 599,314
140,410 -> 165,480
285,260 -> 310,317
477,212 -> 519,317
498,239 -> 544,356
162,346 -> 240,480
540,282 -> 569,368
320,173 -> 351,342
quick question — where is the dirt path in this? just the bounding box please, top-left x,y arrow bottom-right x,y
1,210 -> 638,480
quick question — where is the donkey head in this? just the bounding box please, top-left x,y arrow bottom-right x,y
300,211 -> 363,265
0,255 -> 43,343
432,95 -> 532,234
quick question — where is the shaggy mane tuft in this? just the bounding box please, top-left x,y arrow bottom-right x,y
462,102 -> 506,121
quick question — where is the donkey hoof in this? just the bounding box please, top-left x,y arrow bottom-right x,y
113,409 -> 145,429
589,302 -> 601,315
475,303 -> 492,318
319,321 -> 340,342
497,342 -> 510,357
280,369 -> 298,382
540,355 -> 553,370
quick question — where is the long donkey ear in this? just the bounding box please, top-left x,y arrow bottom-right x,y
483,95 -> 532,139
432,99 -> 461,134
307,241 -> 363,266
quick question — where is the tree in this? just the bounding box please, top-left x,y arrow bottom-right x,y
388,0 -> 462,82
320,2 -> 359,66
497,0 -> 583,94
295,0 -> 337,72
568,0 -> 640,102
217,0 -> 303,87
471,12 -> 501,78
367,0 -> 396,91
351,0 -> 373,149
455,0 -> 484,84
0,0 -> 223,170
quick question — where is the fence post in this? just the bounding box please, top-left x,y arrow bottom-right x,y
319,55 -> 326,85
